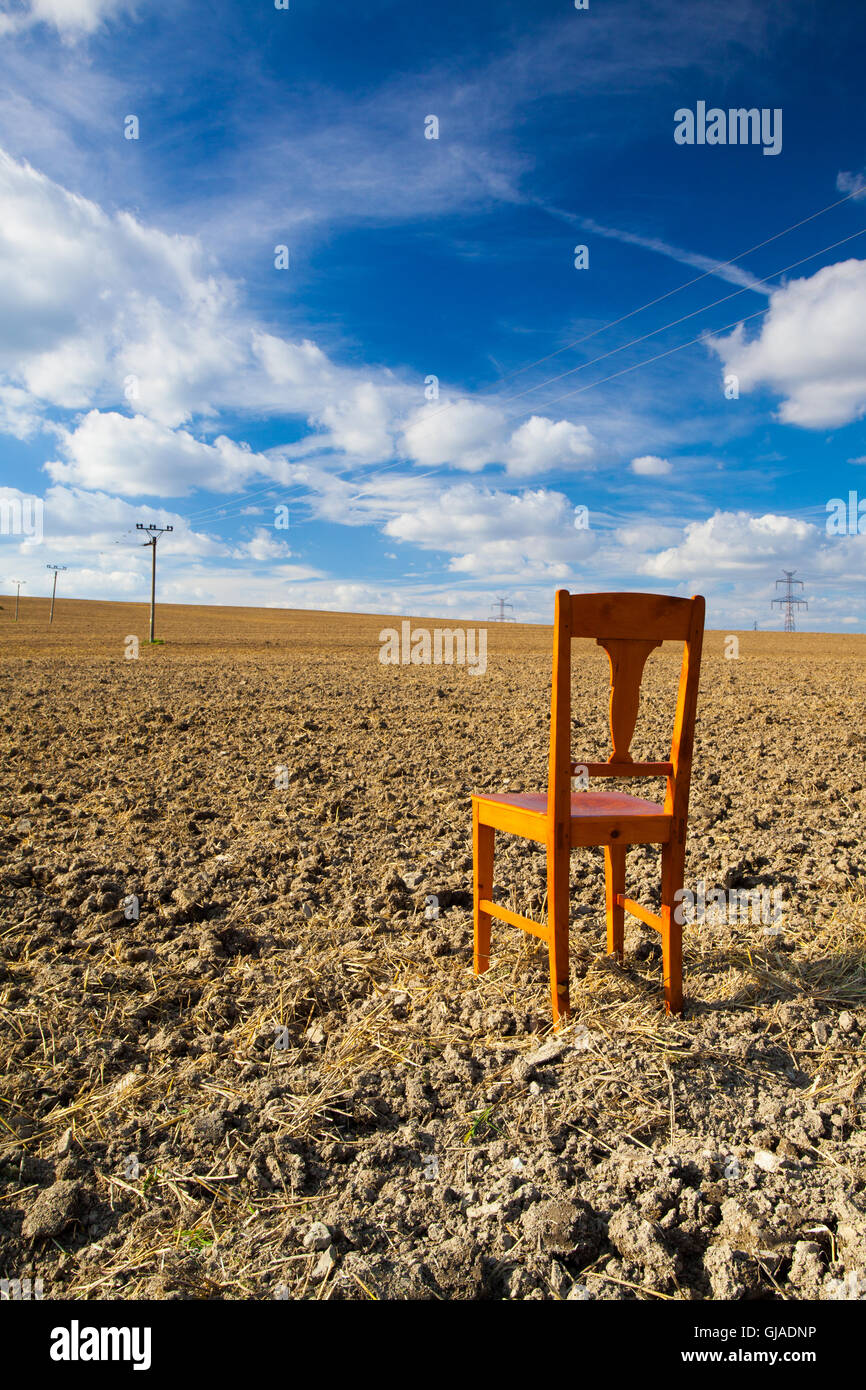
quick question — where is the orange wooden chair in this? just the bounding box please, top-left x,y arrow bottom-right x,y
471,590 -> 705,1023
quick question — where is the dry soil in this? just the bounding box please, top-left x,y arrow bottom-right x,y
1,595 -> 864,1301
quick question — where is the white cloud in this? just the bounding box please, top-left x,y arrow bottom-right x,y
383,481 -> 597,577
231,527 -> 294,563
400,400 -> 596,477
0,150 -> 441,485
0,483 -> 227,570
836,169 -> 866,200
0,0 -> 135,39
45,412 -> 273,497
249,334 -> 335,406
401,399 -> 507,473
313,381 -> 397,464
630,454 -> 672,476
504,415 -> 596,476
0,483 -> 327,611
0,149 -> 242,425
158,561 -> 327,605
616,520 -> 681,549
0,383 -> 43,438
643,510 -> 816,578
0,147 -> 642,512
6,479 -> 866,631
709,259 -> 866,428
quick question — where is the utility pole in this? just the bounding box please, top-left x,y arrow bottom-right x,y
772,570 -> 807,632
47,565 -> 66,625
11,579 -> 24,621
488,596 -> 515,622
136,523 -> 173,642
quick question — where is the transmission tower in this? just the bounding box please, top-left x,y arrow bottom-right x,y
488,596 -> 515,622
772,570 -> 807,632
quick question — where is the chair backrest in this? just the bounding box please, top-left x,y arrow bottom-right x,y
547,589 -> 705,830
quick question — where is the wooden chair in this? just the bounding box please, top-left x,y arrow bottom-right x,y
471,590 -> 705,1024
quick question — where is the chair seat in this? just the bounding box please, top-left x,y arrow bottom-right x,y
472,789 -> 672,847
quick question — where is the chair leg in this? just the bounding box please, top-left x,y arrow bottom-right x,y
661,838 -> 684,1015
473,804 -> 494,975
547,832 -> 571,1026
604,844 -> 626,962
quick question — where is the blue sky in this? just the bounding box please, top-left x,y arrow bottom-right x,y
1,0 -> 865,627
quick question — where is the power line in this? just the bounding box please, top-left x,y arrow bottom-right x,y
371,185 -> 866,446
338,297 -> 764,503
346,225 -> 866,497
491,226 -> 866,412
150,183 -> 866,527
181,480 -> 286,524
508,185 -> 865,384
398,300 -> 772,494
524,301 -> 771,413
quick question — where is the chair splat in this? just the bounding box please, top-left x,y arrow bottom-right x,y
596,636 -> 662,764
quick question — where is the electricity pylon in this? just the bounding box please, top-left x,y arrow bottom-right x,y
136,523 -> 173,642
488,596 -> 515,622
772,570 -> 807,632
